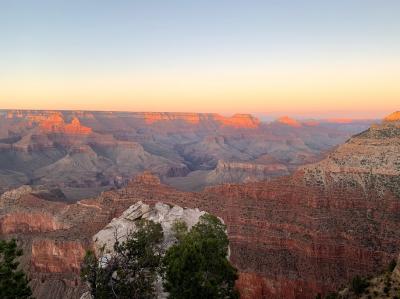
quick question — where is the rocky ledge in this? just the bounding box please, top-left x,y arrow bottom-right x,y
93,201 -> 206,254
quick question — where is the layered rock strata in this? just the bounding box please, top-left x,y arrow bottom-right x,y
0,114 -> 398,299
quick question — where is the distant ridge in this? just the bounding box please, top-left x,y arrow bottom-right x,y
384,111 -> 400,122
2,110 -> 261,129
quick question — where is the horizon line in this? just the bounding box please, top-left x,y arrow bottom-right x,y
0,107 -> 387,121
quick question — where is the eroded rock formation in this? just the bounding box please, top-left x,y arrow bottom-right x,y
0,109 -> 372,200
1,112 -> 397,299
93,201 -> 206,254
276,116 -> 302,127
39,114 -> 93,135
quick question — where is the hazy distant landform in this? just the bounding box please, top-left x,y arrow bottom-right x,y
0,110 -> 373,201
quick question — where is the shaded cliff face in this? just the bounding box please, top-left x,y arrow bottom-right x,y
335,254 -> 400,298
164,160 -> 290,191
0,112 -> 399,298
302,117 -> 400,197
0,190 -> 110,299
208,117 -> 400,298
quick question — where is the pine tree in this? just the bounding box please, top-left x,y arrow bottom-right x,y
0,239 -> 33,299
81,219 -> 163,299
162,214 -> 239,299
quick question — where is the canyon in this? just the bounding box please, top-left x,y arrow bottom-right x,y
0,110 -> 372,200
0,111 -> 398,298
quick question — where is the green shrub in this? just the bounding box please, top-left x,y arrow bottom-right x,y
388,259 -> 397,272
0,239 -> 33,299
325,292 -> 338,299
383,286 -> 389,294
351,275 -> 369,294
163,214 -> 239,299
81,220 -> 163,299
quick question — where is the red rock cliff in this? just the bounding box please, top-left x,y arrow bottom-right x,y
141,112 -> 260,128
31,239 -> 87,274
39,115 -> 92,134
0,212 -> 67,234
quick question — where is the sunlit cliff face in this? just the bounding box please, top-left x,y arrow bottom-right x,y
276,116 -> 302,127
4,110 -> 261,129
139,112 -> 261,128
384,111 -> 400,122
39,115 -> 92,134
0,212 -> 68,234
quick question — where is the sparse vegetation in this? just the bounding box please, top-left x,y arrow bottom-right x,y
324,292 -> 338,299
325,257 -> 400,298
351,275 -> 369,294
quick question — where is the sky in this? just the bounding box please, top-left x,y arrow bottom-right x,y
0,0 -> 399,118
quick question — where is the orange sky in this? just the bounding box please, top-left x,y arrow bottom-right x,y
1,1 -> 399,118
1,58 -> 398,118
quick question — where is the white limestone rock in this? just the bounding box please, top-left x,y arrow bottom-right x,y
93,201 -> 206,254
92,201 -> 207,299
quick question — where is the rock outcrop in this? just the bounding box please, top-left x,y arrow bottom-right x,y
0,185 -> 33,201
92,201 -> 208,299
383,111 -> 400,122
216,113 -> 261,128
302,116 -> 400,197
276,116 -> 302,127
39,114 -> 92,135
93,201 -> 206,254
211,160 -> 289,182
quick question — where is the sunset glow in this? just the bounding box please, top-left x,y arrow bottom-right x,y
1,1 -> 399,118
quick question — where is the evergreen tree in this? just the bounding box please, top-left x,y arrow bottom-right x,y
81,219 -> 163,299
162,214 -> 238,299
0,239 -> 33,299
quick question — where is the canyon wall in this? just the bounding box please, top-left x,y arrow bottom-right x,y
1,112 -> 396,298
0,109 -> 372,200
